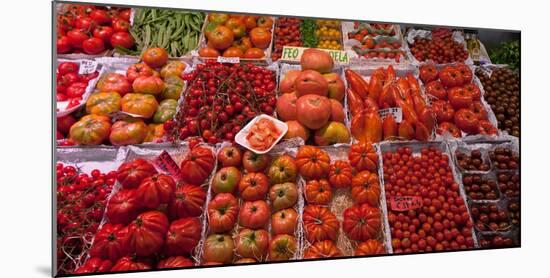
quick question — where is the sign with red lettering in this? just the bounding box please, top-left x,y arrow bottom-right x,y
389,196 -> 423,211
153,150 -> 183,182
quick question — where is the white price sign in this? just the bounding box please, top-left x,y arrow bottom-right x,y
78,60 -> 98,74
378,107 -> 403,123
216,56 -> 240,64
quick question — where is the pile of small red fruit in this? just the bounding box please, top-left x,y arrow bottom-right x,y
272,17 -> 303,61
420,63 -> 497,137
56,163 -> 117,275
176,61 -> 277,143
74,146 -> 215,274
56,61 -> 99,115
409,28 -> 469,63
383,146 -> 476,253
57,4 -> 134,54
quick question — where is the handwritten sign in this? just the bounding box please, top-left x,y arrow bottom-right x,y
217,56 -> 240,64
153,151 -> 183,182
280,46 -> 349,65
78,60 -> 98,74
378,107 -> 403,123
389,196 -> 423,211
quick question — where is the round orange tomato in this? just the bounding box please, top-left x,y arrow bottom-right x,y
208,13 -> 229,24
303,240 -> 341,259
142,47 -> 168,68
232,37 -> 253,52
351,171 -> 381,206
328,160 -> 353,189
354,239 -> 385,256
244,16 -> 257,31
244,48 -> 265,59
343,204 -> 381,241
121,93 -> 159,118
109,118 -> 148,146
223,46 -> 244,58
132,76 -> 165,95
86,92 -> 121,116
295,146 -> 331,180
302,205 -> 339,243
69,115 -> 111,145
305,179 -> 332,205
199,47 -> 221,58
225,17 -> 246,38
207,25 -> 234,50
348,142 -> 378,172
256,16 -> 273,28
249,27 -> 271,49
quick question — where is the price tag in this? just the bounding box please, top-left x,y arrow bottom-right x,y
78,60 -> 98,74
153,151 -> 183,182
378,107 -> 402,123
390,196 -> 423,211
280,46 -> 349,65
217,56 -> 240,64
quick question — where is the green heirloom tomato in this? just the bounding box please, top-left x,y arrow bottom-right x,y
154,99 -> 177,123
161,75 -> 185,100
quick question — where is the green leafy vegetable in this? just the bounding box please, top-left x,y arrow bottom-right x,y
301,19 -> 318,48
489,40 -> 519,70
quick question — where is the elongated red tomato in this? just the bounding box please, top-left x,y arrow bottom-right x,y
125,211 -> 169,257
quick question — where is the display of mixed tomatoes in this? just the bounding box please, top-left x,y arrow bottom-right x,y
176,61 -> 277,143
272,17 -> 303,61
419,63 -> 497,137
199,13 -> 273,59
56,61 -> 99,117
57,5 -> 133,54
57,47 -> 186,146
408,28 -> 469,63
56,163 -> 118,275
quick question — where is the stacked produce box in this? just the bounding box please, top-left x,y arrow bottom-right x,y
54,3 -> 520,276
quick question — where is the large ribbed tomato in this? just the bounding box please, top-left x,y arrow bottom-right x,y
203,234 -> 234,264
304,179 -> 332,205
168,184 -> 206,219
109,119 -> 148,146
235,228 -> 269,259
69,115 -> 111,145
348,142 -> 378,172
157,256 -> 194,269
239,200 -> 270,229
327,160 -> 353,189
86,92 -> 121,116
268,182 -> 298,211
351,171 -> 381,206
271,208 -> 298,235
97,72 -> 132,96
120,93 -> 159,118
303,205 -> 339,243
180,146 -> 215,185
303,240 -> 342,259
354,239 -> 385,256
268,234 -> 297,261
74,257 -> 113,274
207,193 -> 239,233
125,211 -> 169,257
342,204 -> 381,241
111,256 -> 151,272
267,154 -> 297,184
116,158 -> 158,189
106,189 -> 140,225
295,146 -> 331,180
89,224 -> 128,262
135,174 -> 176,209
238,172 -> 269,201
164,217 -> 202,256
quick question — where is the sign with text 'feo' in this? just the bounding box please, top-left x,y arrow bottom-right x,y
280,46 -> 350,65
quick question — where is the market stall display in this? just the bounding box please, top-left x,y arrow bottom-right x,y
54,3 -> 521,276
